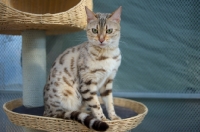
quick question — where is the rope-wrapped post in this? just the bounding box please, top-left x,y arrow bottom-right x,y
22,30 -> 46,132
22,30 -> 46,107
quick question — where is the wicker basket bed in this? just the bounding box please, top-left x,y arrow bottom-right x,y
0,0 -> 93,35
3,97 -> 148,132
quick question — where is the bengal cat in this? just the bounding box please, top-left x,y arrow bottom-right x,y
43,6 -> 122,131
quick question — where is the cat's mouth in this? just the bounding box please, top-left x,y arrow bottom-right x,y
99,43 -> 106,47
100,43 -> 105,46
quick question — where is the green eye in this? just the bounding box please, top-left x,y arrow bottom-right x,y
106,29 -> 113,34
92,28 -> 98,34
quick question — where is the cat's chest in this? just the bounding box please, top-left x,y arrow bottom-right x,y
87,57 -> 120,88
84,54 -> 121,82
90,57 -> 119,71
78,46 -> 121,84
87,48 -> 121,71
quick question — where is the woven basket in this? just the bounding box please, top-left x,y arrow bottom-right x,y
3,97 -> 148,132
0,0 -> 93,35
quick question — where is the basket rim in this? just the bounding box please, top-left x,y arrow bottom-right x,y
0,0 -> 86,16
3,97 -> 148,122
3,97 -> 148,131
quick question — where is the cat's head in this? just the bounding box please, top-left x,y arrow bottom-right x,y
85,6 -> 122,49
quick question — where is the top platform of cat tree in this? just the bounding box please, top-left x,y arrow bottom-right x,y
0,0 -> 93,35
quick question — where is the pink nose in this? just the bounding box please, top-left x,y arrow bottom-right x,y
99,38 -> 105,43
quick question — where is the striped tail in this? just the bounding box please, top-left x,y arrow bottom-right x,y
64,111 -> 109,131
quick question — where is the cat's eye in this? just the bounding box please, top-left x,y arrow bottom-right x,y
92,28 -> 98,34
106,29 -> 113,34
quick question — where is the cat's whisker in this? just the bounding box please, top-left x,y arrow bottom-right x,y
119,40 -> 126,44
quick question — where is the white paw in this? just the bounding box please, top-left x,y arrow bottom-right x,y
110,115 -> 121,120
101,116 -> 109,121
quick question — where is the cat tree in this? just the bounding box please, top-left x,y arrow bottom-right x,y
1,0 -> 148,131
0,0 -> 92,107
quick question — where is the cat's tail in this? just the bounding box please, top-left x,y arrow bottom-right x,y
64,111 -> 109,131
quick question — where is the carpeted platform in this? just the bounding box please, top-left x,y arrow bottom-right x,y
13,105 -> 138,119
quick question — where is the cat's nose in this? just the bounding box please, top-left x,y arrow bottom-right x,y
99,39 -> 104,43
99,37 -> 105,43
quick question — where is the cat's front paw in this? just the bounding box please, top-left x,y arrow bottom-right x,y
101,117 -> 109,121
95,113 -> 108,121
100,115 -> 109,121
109,115 -> 121,120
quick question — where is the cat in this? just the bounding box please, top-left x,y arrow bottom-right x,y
43,6 -> 122,131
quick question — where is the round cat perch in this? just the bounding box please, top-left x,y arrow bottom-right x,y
3,97 -> 148,132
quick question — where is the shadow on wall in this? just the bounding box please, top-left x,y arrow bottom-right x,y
0,35 -> 22,89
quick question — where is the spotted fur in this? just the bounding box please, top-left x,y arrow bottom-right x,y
43,6 -> 122,131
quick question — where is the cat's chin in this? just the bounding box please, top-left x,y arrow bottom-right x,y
90,42 -> 116,49
97,43 -> 118,49
91,43 -> 107,48
99,43 -> 106,47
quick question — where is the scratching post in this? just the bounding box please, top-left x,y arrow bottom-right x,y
21,30 -> 46,132
22,30 -> 46,108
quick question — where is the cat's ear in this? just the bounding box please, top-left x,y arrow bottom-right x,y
85,6 -> 97,23
109,6 -> 122,23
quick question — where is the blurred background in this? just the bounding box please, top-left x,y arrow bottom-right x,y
0,0 -> 200,131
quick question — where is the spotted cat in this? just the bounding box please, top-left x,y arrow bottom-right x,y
43,6 -> 122,131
